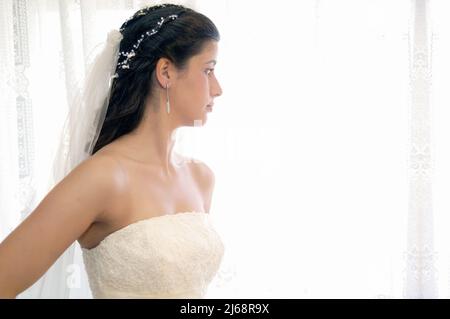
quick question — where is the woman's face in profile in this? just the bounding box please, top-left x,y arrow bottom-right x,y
171,40 -> 223,126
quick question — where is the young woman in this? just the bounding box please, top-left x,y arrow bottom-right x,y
0,3 -> 224,298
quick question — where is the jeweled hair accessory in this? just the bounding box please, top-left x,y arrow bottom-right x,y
119,4 -> 175,32
116,14 -> 179,71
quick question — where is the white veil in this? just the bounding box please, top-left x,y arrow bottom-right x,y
17,30 -> 123,298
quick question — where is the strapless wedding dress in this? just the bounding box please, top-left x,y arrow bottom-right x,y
81,211 -> 224,298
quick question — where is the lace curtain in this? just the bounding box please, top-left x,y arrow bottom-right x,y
1,0 -> 450,298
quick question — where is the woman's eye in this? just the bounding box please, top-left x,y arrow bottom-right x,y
205,69 -> 214,75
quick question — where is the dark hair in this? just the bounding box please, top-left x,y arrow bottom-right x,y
92,3 -> 220,155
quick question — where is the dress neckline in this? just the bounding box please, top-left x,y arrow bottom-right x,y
81,211 -> 207,252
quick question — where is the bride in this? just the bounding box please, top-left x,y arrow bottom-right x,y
0,3 -> 224,298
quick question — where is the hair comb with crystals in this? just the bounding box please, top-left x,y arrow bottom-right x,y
115,4 -> 187,72
119,4 -> 177,32
116,14 -> 179,71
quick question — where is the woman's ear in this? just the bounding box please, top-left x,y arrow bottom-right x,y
155,57 -> 172,88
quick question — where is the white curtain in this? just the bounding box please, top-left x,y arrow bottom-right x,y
1,0 -> 450,298
404,0 -> 437,298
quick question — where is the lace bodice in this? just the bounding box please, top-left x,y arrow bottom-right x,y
81,211 -> 225,298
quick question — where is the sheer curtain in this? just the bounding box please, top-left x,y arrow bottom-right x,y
1,0 -> 450,299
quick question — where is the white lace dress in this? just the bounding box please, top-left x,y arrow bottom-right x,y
81,211 -> 224,298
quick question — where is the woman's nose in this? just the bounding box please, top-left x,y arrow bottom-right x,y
213,79 -> 223,97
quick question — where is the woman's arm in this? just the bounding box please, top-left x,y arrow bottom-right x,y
0,155 -> 124,298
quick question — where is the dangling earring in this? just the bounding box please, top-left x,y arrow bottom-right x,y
166,83 -> 170,114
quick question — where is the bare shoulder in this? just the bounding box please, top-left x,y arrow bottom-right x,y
86,153 -> 128,191
186,156 -> 215,187
184,156 -> 215,214
83,153 -> 130,219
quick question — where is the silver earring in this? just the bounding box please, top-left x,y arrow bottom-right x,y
166,83 -> 170,114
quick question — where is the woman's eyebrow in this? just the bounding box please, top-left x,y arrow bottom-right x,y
205,59 -> 217,65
